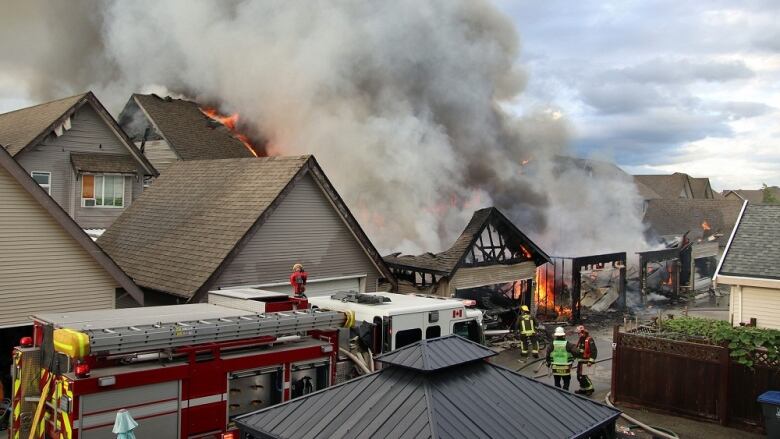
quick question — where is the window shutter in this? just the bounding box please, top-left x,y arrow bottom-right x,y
82,175 -> 94,198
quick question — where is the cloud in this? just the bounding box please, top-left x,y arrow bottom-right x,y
610,58 -> 755,84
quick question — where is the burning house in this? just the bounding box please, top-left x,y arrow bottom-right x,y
639,198 -> 744,299
117,94 -> 257,172
383,207 -> 549,327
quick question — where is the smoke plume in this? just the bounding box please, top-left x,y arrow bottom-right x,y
0,0 -> 648,255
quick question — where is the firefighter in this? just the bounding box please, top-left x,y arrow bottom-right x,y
546,326 -> 575,390
574,325 -> 598,396
290,263 -> 308,298
518,305 -> 539,358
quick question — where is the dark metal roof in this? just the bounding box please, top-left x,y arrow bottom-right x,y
70,152 -> 141,174
236,337 -> 620,439
375,335 -> 497,372
383,207 -> 550,274
719,203 -> 780,280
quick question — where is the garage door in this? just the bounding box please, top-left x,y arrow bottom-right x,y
257,276 -> 363,298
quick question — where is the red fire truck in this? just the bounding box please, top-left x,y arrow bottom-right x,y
8,292 -> 345,439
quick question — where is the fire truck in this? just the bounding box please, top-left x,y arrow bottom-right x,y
8,292 -> 345,439
8,290 -> 485,439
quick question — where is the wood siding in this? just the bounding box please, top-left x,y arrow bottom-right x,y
734,285 -> 780,330
137,140 -> 178,172
0,166 -> 117,327
449,261 -> 536,294
214,174 -> 382,295
14,104 -> 145,229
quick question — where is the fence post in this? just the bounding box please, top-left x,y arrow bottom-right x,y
611,325 -> 620,403
718,346 -> 730,426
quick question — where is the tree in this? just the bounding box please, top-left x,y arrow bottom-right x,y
762,183 -> 779,204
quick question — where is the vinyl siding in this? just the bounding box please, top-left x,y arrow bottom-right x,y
449,261 -> 536,294
136,140 -> 178,173
214,174 -> 382,294
736,285 -> 780,330
0,166 -> 117,327
14,104 -> 146,229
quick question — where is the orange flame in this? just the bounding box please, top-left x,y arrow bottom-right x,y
701,220 -> 711,231
520,245 -> 532,259
200,107 -> 258,157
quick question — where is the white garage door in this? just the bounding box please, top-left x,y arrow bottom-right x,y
257,276 -> 363,298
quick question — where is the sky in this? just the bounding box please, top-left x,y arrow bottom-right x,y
0,1 -> 777,192
494,0 -> 780,190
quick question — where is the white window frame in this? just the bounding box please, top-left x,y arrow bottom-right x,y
81,173 -> 125,208
31,171 -> 51,194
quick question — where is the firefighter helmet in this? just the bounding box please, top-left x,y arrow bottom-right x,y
520,305 -> 530,312
292,263 -> 304,271
554,327 -> 566,337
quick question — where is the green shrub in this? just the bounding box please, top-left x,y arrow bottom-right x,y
659,317 -> 780,367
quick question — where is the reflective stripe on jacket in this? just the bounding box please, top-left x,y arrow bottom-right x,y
520,314 -> 535,336
550,339 -> 573,376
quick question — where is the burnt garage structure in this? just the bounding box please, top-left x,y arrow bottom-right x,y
384,208 -> 550,326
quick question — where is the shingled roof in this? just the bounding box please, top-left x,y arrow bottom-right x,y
236,335 -> 620,439
384,207 -> 550,274
718,204 -> 780,280
642,199 -> 743,245
70,153 -> 141,174
97,156 -> 393,299
723,187 -> 780,204
0,92 -> 156,175
126,94 -> 255,160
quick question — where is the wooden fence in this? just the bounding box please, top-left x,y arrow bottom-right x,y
611,326 -> 780,430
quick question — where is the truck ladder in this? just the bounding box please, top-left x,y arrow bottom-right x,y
82,309 -> 345,356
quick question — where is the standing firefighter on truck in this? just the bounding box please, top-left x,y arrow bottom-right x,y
290,263 -> 308,298
575,325 -> 598,396
519,305 -> 539,358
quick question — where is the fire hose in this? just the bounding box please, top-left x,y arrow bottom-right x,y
605,391 -> 679,439
339,348 -> 372,375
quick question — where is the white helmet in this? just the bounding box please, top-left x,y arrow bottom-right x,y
554,327 -> 566,337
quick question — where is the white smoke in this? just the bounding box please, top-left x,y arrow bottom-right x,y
0,0 -> 649,255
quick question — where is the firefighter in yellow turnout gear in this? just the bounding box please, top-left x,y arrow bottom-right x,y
518,305 -> 539,358
546,326 -> 575,390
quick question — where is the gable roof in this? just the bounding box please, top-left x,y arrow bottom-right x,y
0,145 -> 144,304
718,203 -> 780,280
97,156 -> 394,299
236,336 -> 620,439
0,92 -> 157,176
126,94 -> 256,160
723,187 -> 780,204
384,207 -> 550,275
634,173 -> 693,199
689,176 -> 715,199
375,334 -> 497,372
642,199 -> 743,245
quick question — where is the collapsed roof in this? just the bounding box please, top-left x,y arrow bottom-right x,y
384,207 -> 550,276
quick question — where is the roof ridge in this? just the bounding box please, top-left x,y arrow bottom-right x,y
0,92 -> 87,117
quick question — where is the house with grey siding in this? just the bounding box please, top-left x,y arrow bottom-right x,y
384,207 -> 550,307
118,94 -> 256,173
97,155 -> 396,304
0,92 -> 158,231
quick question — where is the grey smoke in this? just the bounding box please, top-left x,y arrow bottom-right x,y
0,0 -> 649,255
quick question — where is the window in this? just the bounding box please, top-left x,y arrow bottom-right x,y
31,172 -> 51,194
426,326 -> 441,339
452,320 -> 482,343
394,328 -> 422,349
82,174 -> 124,207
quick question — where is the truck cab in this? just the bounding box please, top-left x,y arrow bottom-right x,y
309,292 -> 484,353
